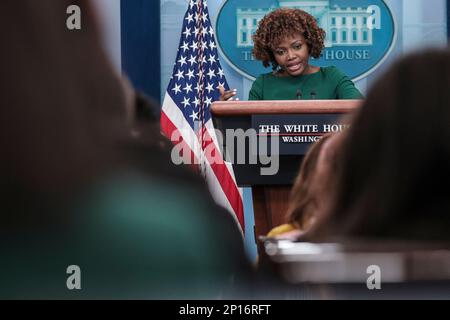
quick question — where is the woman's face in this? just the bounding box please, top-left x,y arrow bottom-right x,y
272,33 -> 311,76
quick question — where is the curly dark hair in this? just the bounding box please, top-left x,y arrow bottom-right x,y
252,8 -> 326,69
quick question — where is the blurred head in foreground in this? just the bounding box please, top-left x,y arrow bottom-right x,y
268,132 -> 345,240
312,49 -> 450,242
287,133 -> 338,232
0,0 -> 249,299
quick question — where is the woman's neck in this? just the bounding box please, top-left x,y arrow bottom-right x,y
274,64 -> 320,77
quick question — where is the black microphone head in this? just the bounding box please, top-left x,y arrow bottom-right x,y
296,89 -> 302,99
310,90 -> 317,99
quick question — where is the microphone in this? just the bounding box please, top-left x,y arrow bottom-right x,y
296,89 -> 302,100
310,90 -> 317,100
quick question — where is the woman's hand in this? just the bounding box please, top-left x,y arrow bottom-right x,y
219,86 -> 239,101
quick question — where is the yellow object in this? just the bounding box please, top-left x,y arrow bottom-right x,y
267,223 -> 299,237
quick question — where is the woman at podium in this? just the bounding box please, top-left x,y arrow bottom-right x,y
220,8 -> 362,101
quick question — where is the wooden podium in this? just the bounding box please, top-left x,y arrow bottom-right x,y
211,100 -> 362,248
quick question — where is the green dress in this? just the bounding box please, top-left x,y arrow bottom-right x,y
248,66 -> 363,100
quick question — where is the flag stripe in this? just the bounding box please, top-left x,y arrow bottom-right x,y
162,94 -> 244,234
160,111 -> 201,171
200,122 -> 244,226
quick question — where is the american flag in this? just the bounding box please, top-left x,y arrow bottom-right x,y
160,0 -> 244,235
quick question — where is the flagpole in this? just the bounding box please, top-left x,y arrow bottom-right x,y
195,0 -> 205,178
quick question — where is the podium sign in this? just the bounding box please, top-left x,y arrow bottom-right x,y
252,114 -> 350,155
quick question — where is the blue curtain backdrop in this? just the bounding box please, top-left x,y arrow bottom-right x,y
448,0 -> 450,38
121,0 -> 161,103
